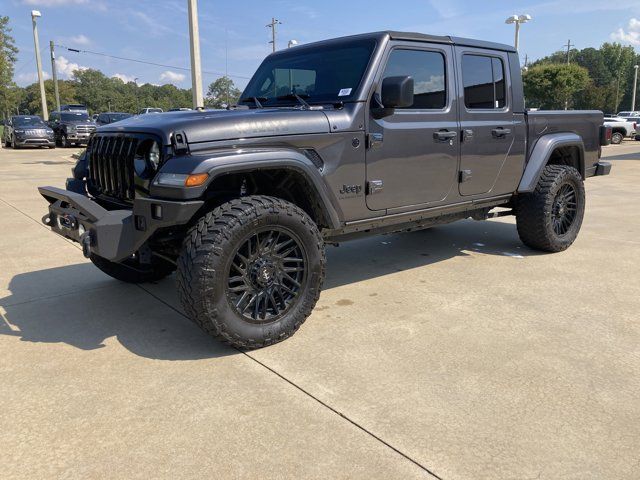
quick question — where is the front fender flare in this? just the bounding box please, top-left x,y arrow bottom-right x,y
151,148 -> 342,229
518,133 -> 585,193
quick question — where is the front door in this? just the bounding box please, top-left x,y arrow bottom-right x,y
455,48 -> 518,196
365,44 -> 459,211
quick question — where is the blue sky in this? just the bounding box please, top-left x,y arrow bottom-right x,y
6,0 -> 640,90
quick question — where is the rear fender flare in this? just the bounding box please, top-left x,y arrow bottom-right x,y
518,133 -> 585,193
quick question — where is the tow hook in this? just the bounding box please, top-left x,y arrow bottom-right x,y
80,232 -> 92,258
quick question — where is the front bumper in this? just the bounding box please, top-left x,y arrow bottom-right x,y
65,132 -> 91,144
39,186 -> 203,262
15,137 -> 55,147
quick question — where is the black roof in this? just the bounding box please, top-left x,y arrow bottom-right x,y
277,30 -> 516,54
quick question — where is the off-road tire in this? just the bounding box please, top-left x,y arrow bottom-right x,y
515,165 -> 585,252
176,195 -> 326,349
90,253 -> 175,283
4,137 -> 11,148
610,131 -> 624,145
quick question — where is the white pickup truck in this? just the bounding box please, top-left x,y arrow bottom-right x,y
603,116 -> 636,144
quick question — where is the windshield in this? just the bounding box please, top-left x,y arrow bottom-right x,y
110,113 -> 132,122
61,112 -> 89,122
13,116 -> 46,127
240,38 -> 377,106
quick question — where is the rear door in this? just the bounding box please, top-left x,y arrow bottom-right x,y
365,43 -> 459,211
455,48 -> 518,196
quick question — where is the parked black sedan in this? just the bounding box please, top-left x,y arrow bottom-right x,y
2,115 -> 55,149
95,112 -> 133,126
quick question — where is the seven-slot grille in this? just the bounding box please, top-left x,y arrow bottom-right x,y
88,134 -> 138,202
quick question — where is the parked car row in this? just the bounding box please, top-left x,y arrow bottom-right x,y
2,105 -> 188,149
603,116 -> 636,144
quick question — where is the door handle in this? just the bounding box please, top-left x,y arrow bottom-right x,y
433,130 -> 457,142
491,127 -> 512,138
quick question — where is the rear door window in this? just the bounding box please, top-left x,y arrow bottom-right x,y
462,54 -> 506,109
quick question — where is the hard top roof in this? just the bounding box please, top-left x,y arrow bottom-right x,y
277,31 -> 516,54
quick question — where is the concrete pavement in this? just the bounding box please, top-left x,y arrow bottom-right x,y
1,142 -> 639,479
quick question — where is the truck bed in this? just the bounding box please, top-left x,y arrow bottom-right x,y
526,110 -> 603,176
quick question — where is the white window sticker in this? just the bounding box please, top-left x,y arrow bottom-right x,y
338,88 -> 352,96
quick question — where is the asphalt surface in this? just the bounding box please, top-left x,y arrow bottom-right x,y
1,142 -> 639,479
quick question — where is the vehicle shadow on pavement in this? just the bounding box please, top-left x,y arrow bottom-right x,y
0,263 -> 235,360
0,220 -> 539,358
323,219 -> 542,290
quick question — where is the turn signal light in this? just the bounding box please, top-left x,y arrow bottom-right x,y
185,173 -> 209,187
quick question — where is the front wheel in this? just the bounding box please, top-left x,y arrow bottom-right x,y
515,165 -> 585,252
60,134 -> 69,148
177,196 -> 326,349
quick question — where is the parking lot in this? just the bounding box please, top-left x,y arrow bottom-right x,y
1,143 -> 639,479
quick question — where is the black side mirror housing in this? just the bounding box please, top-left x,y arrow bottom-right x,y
372,76 -> 414,119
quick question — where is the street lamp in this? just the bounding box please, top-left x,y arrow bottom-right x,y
505,14 -> 532,51
632,65 -> 639,112
31,10 -> 48,121
287,39 -> 298,48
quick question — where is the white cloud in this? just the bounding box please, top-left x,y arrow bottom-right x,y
17,71 -> 51,83
159,70 -> 186,84
112,73 -> 136,83
55,55 -> 87,78
415,75 -> 445,94
611,18 -> 640,46
22,0 -> 89,5
69,34 -> 91,46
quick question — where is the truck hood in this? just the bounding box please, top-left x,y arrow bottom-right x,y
96,108 -> 331,145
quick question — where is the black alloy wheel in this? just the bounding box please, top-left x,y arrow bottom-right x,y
227,227 -> 307,324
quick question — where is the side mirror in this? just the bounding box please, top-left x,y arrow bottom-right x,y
372,76 -> 414,119
382,76 -> 414,108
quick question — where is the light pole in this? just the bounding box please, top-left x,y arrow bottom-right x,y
187,0 -> 204,110
266,18 -> 282,53
49,40 -> 60,112
505,14 -> 532,51
31,10 -> 48,121
134,77 -> 139,113
632,65 -> 639,112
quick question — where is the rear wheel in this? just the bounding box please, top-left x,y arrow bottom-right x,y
611,131 -> 624,145
515,165 -> 585,252
90,253 -> 175,283
177,195 -> 326,349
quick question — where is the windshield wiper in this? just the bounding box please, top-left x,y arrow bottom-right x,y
239,96 -> 266,108
276,93 -> 311,110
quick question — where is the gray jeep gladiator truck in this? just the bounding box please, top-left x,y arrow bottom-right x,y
39,31 -> 612,348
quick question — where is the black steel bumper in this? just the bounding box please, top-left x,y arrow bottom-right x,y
39,186 -> 203,262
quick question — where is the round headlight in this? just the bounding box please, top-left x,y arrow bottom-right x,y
147,141 -> 160,170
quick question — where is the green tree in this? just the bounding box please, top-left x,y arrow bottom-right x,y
531,42 -> 637,112
205,76 -> 241,108
0,16 -> 19,118
523,63 -> 591,110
